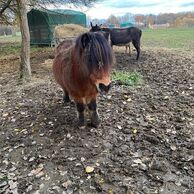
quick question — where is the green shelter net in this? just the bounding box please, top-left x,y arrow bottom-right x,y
27,8 -> 86,45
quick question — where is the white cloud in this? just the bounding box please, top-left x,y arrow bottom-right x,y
84,0 -> 194,19
50,0 -> 194,19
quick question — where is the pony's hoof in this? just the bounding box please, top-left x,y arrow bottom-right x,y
63,97 -> 71,103
77,121 -> 86,129
90,118 -> 101,128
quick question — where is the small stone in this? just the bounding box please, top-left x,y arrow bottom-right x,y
170,145 -> 176,151
3,113 -> 9,117
29,157 -> 35,162
62,180 -> 72,189
39,183 -> 45,190
35,171 -> 44,178
67,133 -> 71,138
68,157 -> 76,161
0,181 -> 7,188
117,125 -> 122,130
32,141 -> 36,145
133,159 -> 142,164
96,163 -> 100,167
26,185 -> 33,192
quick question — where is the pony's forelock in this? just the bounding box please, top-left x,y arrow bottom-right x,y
74,32 -> 113,77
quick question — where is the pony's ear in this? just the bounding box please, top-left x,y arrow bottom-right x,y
90,22 -> 93,28
81,33 -> 90,48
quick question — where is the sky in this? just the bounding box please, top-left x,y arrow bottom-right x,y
75,0 -> 194,19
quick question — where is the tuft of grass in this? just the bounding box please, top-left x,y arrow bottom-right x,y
0,174 -> 8,182
111,70 -> 142,86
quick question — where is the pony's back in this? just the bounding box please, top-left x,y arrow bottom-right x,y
53,41 -> 73,92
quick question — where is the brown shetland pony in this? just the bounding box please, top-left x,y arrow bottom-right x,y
53,32 -> 114,128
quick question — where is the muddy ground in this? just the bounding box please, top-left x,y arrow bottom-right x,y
0,46 -> 194,194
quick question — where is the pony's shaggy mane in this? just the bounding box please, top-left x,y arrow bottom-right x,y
73,32 -> 113,77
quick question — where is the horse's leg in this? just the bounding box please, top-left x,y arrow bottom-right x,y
128,43 -> 131,56
88,99 -> 100,128
125,45 -> 127,54
132,40 -> 140,60
76,102 -> 86,128
63,90 -> 70,103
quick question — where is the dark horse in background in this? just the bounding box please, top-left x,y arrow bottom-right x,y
90,23 -> 142,60
53,32 -> 114,128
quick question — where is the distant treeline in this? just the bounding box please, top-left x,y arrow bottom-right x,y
91,12 -> 194,28
137,12 -> 194,27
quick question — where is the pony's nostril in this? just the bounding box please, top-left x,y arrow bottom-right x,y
108,83 -> 111,90
99,83 -> 111,92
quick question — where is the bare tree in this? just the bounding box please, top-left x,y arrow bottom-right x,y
107,14 -> 119,26
16,0 -> 31,81
0,0 -> 97,82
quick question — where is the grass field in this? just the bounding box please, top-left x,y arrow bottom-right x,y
0,27 -> 194,57
142,27 -> 194,50
0,35 -> 51,57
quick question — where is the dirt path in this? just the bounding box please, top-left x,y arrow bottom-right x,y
0,47 -> 194,194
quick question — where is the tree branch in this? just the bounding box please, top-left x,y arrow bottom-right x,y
0,0 -> 13,16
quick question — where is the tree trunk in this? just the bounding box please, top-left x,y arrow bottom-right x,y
16,0 -> 31,82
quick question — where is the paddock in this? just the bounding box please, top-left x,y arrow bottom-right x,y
0,34 -> 194,193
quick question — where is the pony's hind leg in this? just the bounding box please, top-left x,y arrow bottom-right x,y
88,99 -> 100,128
128,44 -> 131,56
76,102 -> 86,128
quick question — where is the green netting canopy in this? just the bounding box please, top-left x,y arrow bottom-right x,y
120,22 -> 134,28
27,8 -> 86,45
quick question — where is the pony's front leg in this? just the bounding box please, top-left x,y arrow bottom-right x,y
63,90 -> 70,103
88,99 -> 100,128
76,102 -> 86,128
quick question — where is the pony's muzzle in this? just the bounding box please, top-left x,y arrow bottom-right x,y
96,83 -> 111,93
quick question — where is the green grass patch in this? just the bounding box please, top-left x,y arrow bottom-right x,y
0,35 -> 21,57
111,70 -> 142,86
0,34 -> 53,57
0,174 -> 8,182
142,27 -> 194,50
0,42 -> 21,57
0,35 -> 21,43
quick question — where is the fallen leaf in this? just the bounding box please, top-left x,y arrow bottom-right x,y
85,166 -> 94,173
62,180 -> 72,188
28,166 -> 43,176
132,128 -> 138,134
133,159 -> 142,164
3,113 -> 9,117
164,95 -> 170,100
